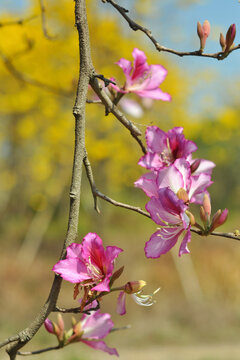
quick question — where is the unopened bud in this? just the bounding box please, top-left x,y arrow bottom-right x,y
44,319 -> 55,334
57,314 -> 64,333
200,205 -> 207,223
190,159 -> 201,174
124,280 -> 146,294
197,20 -> 210,51
225,24 -> 236,52
210,208 -> 228,232
177,188 -> 189,204
203,194 -> 211,217
219,32 -> 226,51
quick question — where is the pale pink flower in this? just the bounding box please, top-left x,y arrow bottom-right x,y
53,233 -> 123,292
114,48 -> 171,100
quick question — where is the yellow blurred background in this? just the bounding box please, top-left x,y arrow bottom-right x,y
0,1 -> 240,359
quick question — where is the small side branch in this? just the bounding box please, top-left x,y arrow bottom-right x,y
17,346 -> 61,356
39,0 -> 56,40
83,152 -> 150,217
0,335 -> 19,349
90,75 -> 146,154
191,228 -> 240,241
104,0 -> 240,61
0,15 -> 37,28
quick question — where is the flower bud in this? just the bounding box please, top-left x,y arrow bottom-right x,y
203,194 -> 211,217
219,32 -> 226,51
209,208 -> 228,232
190,159 -> 201,174
124,280 -> 146,294
200,205 -> 207,223
44,318 -> 55,334
197,20 -> 210,51
225,24 -> 236,52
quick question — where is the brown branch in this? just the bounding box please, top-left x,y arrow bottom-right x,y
104,0 -> 240,60
0,336 -> 20,350
90,75 -> 147,154
39,0 -> 57,40
0,15 -> 37,28
54,302 -> 100,314
83,152 -> 150,217
17,346 -> 61,356
190,228 -> 240,241
5,0 -> 93,358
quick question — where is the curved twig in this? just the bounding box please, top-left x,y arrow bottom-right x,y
103,0 -> 240,61
17,346 -> 61,356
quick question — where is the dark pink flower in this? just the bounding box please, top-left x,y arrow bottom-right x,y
138,126 -> 197,170
53,233 -> 123,292
114,48 -> 171,101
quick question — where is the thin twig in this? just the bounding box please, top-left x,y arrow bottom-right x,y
17,346 -> 61,356
90,75 -> 147,153
0,51 -> 72,98
104,0 -> 240,61
83,152 -> 149,217
54,302 -> 100,314
190,228 -> 240,241
39,0 -> 56,40
0,335 -> 19,350
0,15 -> 37,28
110,325 -> 131,333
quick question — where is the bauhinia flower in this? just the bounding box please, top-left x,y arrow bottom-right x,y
144,187 -> 192,258
53,232 -> 123,293
114,48 -> 171,101
45,311 -> 118,356
117,281 -> 160,315
136,159 -> 213,205
138,126 -> 197,171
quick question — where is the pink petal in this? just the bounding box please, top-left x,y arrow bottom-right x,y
52,258 -> 89,283
189,173 -> 213,204
91,276 -> 111,292
135,88 -> 171,100
81,340 -> 119,356
191,158 -> 216,176
156,164 -> 185,194
134,172 -> 158,198
116,58 -> 132,82
117,291 -> 126,315
81,232 -> 105,267
145,126 -> 167,153
145,227 -> 184,258
131,48 -> 148,81
143,64 -> 168,89
138,153 -> 165,170
66,243 -> 83,258
179,229 -> 191,256
81,311 -> 114,339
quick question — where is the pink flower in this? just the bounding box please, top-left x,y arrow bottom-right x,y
144,187 -> 191,257
114,48 -> 171,101
138,126 -> 197,170
136,159 -> 213,205
45,312 -> 118,356
53,233 -> 123,292
76,311 -> 118,356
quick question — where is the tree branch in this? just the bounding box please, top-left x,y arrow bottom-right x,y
90,75 -> 146,154
5,0 -> 93,358
0,15 -> 37,28
103,0 -> 240,60
39,0 -> 56,40
17,346 -> 61,356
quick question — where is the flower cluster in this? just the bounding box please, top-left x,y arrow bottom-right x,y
134,126 -> 228,258
45,310 -> 118,356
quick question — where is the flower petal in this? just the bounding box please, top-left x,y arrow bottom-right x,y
134,172 -> 158,198
145,227 -> 184,258
81,311 -> 114,339
52,258 -> 89,283
179,229 -> 191,256
117,291 -> 126,315
81,340 -> 119,356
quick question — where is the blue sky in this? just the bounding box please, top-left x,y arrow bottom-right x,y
1,0 -> 239,114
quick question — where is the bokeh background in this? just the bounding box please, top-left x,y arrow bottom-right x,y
0,0 -> 240,359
